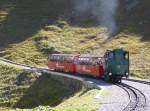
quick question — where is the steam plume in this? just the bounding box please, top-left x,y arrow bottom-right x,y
73,0 -> 119,37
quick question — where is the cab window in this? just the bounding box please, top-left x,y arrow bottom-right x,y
124,52 -> 129,60
108,52 -> 114,59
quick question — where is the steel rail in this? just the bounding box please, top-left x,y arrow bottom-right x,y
0,58 -> 40,69
123,78 -> 150,85
0,58 -> 147,111
0,58 -> 101,89
117,83 -> 146,111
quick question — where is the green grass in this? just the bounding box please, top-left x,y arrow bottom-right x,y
54,89 -> 100,111
102,33 -> 150,79
0,64 -> 100,111
1,25 -> 149,79
0,64 -> 75,109
1,89 -> 100,111
0,89 -> 100,111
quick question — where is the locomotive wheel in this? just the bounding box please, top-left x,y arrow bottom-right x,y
113,78 -> 122,83
105,74 -> 113,82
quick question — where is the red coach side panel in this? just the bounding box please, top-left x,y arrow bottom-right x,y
48,54 -> 105,77
76,64 -> 104,77
48,54 -> 78,73
75,56 -> 105,77
48,61 -> 57,70
99,65 -> 104,76
64,63 -> 76,73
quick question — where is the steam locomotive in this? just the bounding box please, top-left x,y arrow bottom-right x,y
48,48 -> 129,82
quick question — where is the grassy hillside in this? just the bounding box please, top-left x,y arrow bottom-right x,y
0,64 -> 100,111
0,0 -> 150,79
0,64 -> 74,109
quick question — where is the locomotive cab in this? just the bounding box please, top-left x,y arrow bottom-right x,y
104,48 -> 129,82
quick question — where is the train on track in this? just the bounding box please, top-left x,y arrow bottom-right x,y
48,48 -> 129,82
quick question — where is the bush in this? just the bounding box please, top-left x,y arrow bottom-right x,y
56,20 -> 68,28
44,25 -> 62,32
38,40 -> 56,54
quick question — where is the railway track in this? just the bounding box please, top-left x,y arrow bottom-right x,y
117,83 -> 146,111
0,58 -> 148,111
123,78 -> 150,85
0,58 -> 40,69
0,58 -> 51,74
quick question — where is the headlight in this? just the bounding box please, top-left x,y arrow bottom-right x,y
126,73 -> 129,76
117,65 -> 121,69
109,72 -> 112,76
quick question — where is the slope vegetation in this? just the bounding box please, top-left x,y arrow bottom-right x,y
0,64 -> 99,111
0,0 -> 149,78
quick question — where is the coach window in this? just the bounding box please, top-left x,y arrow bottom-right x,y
81,58 -> 84,65
79,58 -> 82,65
57,56 -> 60,61
90,58 -> 94,65
85,58 -> 89,65
61,56 -> 65,62
70,57 -> 74,63
80,58 -> 83,65
66,57 -> 71,63
48,55 -> 51,60
51,55 -> 54,61
74,57 -> 78,64
54,56 -> 56,61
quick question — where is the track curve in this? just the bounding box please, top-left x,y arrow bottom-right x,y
0,58 -> 148,111
117,83 -> 146,111
123,78 -> 150,85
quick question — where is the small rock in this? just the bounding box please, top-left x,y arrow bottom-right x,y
44,25 -> 62,32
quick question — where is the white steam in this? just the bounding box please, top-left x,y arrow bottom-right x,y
99,0 -> 119,36
73,0 -> 119,37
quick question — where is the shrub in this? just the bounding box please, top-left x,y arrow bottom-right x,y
44,25 -> 62,32
38,40 -> 56,54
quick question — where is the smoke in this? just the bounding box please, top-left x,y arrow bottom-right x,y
99,0 -> 119,36
126,0 -> 139,11
73,0 -> 119,37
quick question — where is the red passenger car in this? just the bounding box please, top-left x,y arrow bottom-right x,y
75,56 -> 105,77
48,48 -> 129,83
48,54 -> 78,73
